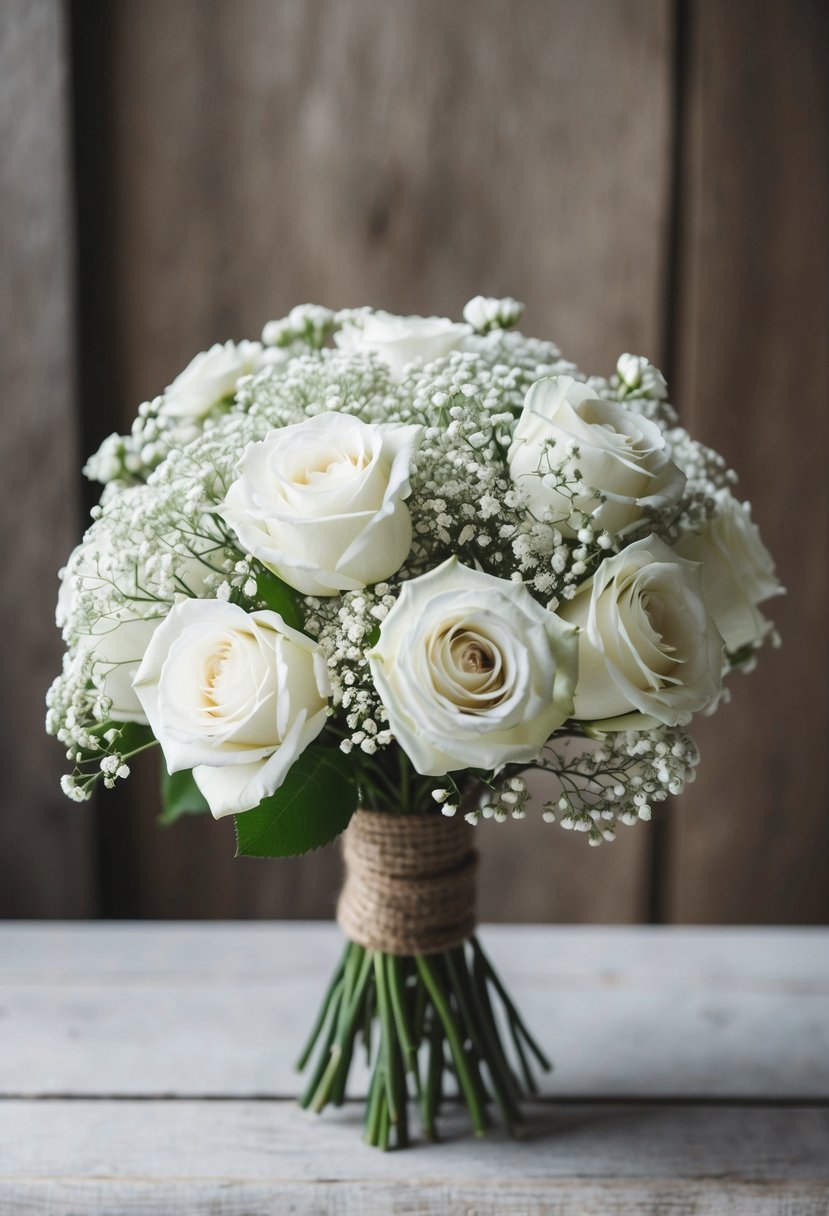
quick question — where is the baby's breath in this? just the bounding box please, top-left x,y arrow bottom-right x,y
52,303 -> 757,840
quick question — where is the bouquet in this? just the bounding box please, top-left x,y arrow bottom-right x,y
48,296 -> 782,1148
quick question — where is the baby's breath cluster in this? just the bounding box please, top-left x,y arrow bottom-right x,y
304,585 -> 396,756
547,728 -> 700,845
49,298 -> 779,839
459,727 -> 700,845
663,427 -> 739,538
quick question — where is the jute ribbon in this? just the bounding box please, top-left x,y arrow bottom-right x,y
336,809 -> 478,956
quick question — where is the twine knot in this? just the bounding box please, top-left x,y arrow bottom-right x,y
336,809 -> 478,955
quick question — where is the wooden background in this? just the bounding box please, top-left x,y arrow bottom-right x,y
1,0 -> 826,924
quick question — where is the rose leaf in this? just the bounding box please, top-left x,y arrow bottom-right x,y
234,746 -> 357,858
255,568 -> 304,630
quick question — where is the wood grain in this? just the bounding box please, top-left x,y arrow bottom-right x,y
1,924 -> 828,1214
0,1 -> 93,915
1,1101 -> 828,1214
1,924 -> 826,1100
666,0 -> 829,922
96,0 -> 674,922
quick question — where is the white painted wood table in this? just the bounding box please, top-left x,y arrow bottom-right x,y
1,924 -> 828,1215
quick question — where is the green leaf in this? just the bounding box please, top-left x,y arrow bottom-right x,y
256,567 -> 303,630
234,745 -> 357,859
159,767 -> 210,826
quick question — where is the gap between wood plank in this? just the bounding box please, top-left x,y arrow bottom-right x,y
2,1093 -> 827,1107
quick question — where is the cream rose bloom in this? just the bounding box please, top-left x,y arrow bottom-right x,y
161,340 -> 268,421
559,535 -> 723,726
369,558 -> 578,776
674,490 -> 783,652
133,599 -> 330,818
334,311 -> 471,377
220,412 -> 420,597
508,376 -> 686,535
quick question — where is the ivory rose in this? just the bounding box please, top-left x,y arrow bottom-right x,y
160,340 -> 268,421
369,558 -> 578,776
559,535 -> 723,726
334,311 -> 471,377
220,412 -> 420,596
508,376 -> 685,535
673,491 -> 783,653
133,599 -> 330,818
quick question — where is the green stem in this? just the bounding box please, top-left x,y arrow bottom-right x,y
374,952 -> 399,1126
415,955 -> 487,1137
506,1009 -> 539,1095
397,748 -> 412,814
394,1041 -> 409,1148
378,1086 -> 391,1150
385,954 -> 419,1088
422,1012 -> 442,1141
311,948 -> 373,1113
472,936 -> 552,1071
470,950 -> 525,1133
295,955 -> 347,1071
298,935 -> 552,1147
444,948 -> 492,1113
299,982 -> 344,1109
364,1061 -> 383,1147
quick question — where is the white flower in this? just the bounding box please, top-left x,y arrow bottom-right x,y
369,557 -> 578,776
57,541 -> 212,724
674,491 -> 783,652
160,340 -> 266,421
615,353 -> 668,400
133,599 -> 330,818
334,310 -> 471,377
262,304 -> 335,348
558,535 -> 723,726
462,296 -> 524,333
70,614 -> 160,723
220,412 -> 420,597
508,376 -> 685,535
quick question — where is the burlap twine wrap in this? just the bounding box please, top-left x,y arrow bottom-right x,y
336,809 -> 478,956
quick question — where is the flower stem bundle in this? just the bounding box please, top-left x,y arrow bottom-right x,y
298,936 -> 549,1149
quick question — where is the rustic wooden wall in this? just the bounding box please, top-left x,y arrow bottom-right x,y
1,0 -> 825,923
0,1 -> 94,915
665,0 -> 829,923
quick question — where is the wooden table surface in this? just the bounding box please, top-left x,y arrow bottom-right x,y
1,923 -> 828,1215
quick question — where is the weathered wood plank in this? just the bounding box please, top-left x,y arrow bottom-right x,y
1,1100 -> 827,1215
94,0 -> 675,922
0,2 -> 93,915
667,0 -> 829,921
1,925 -> 826,1099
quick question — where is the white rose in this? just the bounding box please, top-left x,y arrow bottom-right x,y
508,376 -> 686,535
559,535 -> 723,726
57,538 -> 212,724
220,412 -> 420,597
133,599 -> 330,818
334,311 -> 471,377
369,557 -> 578,776
160,340 -> 267,421
674,490 -> 783,652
